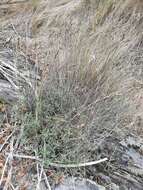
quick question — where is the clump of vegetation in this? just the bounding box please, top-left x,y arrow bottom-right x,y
16,66 -> 100,166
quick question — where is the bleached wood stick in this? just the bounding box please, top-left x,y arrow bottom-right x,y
6,153 -> 108,168
42,168 -> 52,190
49,158 -> 108,168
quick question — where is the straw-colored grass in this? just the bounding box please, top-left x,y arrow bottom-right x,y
0,0 -> 143,184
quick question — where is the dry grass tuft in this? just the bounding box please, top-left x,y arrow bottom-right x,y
0,0 -> 143,188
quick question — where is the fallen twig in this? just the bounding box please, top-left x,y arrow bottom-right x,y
36,163 -> 43,190
40,164 -> 51,190
0,129 -> 15,152
6,153 -> 108,168
10,183 -> 16,190
49,158 -> 108,168
6,153 -> 41,161
3,138 -> 14,190
0,154 -> 9,186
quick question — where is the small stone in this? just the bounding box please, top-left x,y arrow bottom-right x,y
54,177 -> 105,190
109,183 -> 120,190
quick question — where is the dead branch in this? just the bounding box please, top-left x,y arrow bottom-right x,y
6,153 -> 108,168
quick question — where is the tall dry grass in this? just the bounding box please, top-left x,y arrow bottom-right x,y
0,0 -> 143,164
